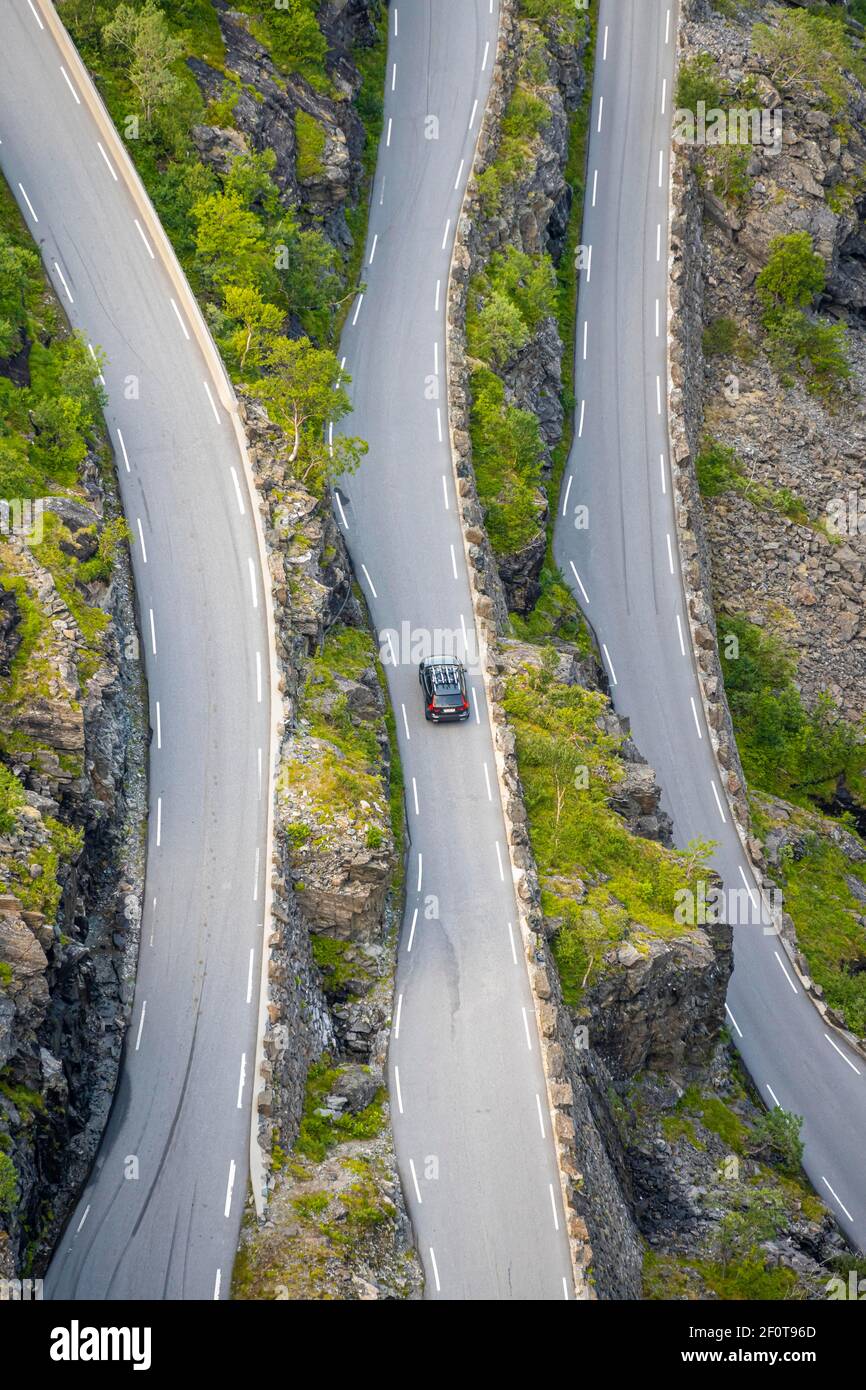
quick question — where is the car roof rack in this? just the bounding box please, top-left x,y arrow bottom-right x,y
431,663 -> 460,686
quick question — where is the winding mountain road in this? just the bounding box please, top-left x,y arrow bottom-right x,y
554,0 -> 866,1255
1,0 -> 273,1299
336,0 -> 574,1299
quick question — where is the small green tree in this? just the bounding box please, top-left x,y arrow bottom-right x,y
192,190 -> 271,291
251,337 -> 367,486
468,289 -> 529,367
223,285 -> 283,371
102,0 -> 183,124
756,232 -> 826,314
749,1107 -> 805,1170
676,52 -> 726,111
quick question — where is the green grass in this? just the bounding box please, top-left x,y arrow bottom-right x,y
294,110 -> 326,181
294,1058 -> 385,1163
678,1087 -> 748,1155
696,437 -> 811,525
503,657 -> 705,1002
718,614 -> 866,808
780,834 -> 866,1035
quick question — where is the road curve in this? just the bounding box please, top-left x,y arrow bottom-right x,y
1,0 -> 272,1298
336,0 -> 574,1299
554,0 -> 866,1253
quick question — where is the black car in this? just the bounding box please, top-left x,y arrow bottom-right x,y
419,657 -> 470,722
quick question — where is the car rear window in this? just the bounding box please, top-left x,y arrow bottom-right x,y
434,692 -> 464,707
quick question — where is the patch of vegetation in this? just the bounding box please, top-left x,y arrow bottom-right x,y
756,232 -> 850,397
503,654 -> 709,1002
294,1057 -> 385,1164
469,368 -> 545,557
752,7 -> 864,116
695,436 -> 811,524
294,110 -> 327,181
60,0 -> 388,492
779,833 -> 866,1036
702,315 -> 754,359
678,1086 -> 748,1154
0,1074 -> 45,1122
719,614 -> 865,807
0,1151 -> 18,1214
676,52 -> 728,111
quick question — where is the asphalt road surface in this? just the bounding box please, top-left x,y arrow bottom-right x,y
553,0 -> 866,1254
1,0 -> 271,1299
336,0 -> 575,1299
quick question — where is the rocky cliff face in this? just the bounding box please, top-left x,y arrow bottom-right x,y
188,0 -> 381,256
450,1 -> 588,613
234,392 -> 420,1298
0,461 -> 146,1276
677,0 -> 866,726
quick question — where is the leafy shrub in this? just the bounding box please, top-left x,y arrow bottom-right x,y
719,614 -> 864,803
756,232 -> 826,314
676,53 -> 726,111
469,369 -> 544,556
